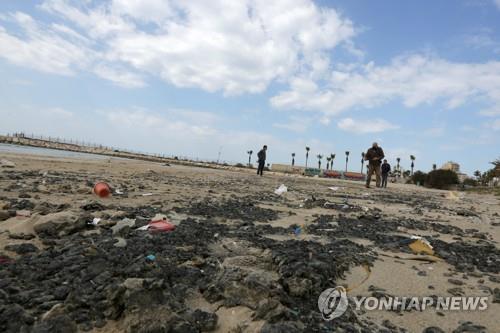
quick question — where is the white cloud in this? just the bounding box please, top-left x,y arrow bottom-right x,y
0,12 -> 93,75
93,64 -> 146,88
479,107 -> 500,116
486,118 -> 500,130
494,0 -> 500,10
0,0 -> 355,94
45,107 -> 74,118
273,116 -> 312,133
271,54 -> 500,117
337,118 -> 399,134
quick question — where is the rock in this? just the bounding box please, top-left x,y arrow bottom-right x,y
0,303 -> 34,332
0,210 -> 10,221
423,327 -> 445,333
33,211 -> 88,237
261,321 -> 303,333
493,288 -> 500,303
448,279 -> 464,286
0,159 -> 15,168
4,243 -> 39,254
113,237 -> 127,248
32,314 -> 77,333
452,321 -> 486,333
190,309 -> 218,331
111,218 -> 136,235
8,233 -> 36,240
284,277 -> 312,298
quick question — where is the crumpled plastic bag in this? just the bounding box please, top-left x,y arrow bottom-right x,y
274,184 -> 287,195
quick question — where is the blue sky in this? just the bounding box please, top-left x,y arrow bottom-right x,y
0,0 -> 499,174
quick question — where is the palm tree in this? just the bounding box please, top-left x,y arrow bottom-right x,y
305,147 -> 310,168
410,155 -> 416,176
345,151 -> 350,172
432,164 -> 437,171
326,156 -> 332,170
361,152 -> 366,173
291,153 -> 295,166
473,170 -> 481,180
330,153 -> 336,170
247,150 -> 253,166
317,154 -> 323,169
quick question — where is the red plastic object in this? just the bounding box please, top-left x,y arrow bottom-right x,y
148,219 -> 176,233
94,182 -> 111,198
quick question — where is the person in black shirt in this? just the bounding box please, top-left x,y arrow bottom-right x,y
381,159 -> 391,188
257,145 -> 267,176
364,142 -> 385,188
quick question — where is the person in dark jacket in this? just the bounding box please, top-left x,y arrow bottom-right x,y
381,159 -> 391,188
257,145 -> 267,176
364,142 -> 385,188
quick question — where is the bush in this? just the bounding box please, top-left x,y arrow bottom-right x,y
411,171 -> 427,186
462,178 -> 478,186
425,169 -> 459,189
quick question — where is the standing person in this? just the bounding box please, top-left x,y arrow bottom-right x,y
364,142 -> 385,188
257,145 -> 267,176
381,159 -> 391,188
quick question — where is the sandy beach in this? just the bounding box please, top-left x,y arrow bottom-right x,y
0,151 -> 499,333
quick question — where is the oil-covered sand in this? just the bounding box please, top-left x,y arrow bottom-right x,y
0,152 -> 499,332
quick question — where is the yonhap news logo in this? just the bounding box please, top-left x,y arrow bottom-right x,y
318,286 -> 349,320
318,286 -> 489,321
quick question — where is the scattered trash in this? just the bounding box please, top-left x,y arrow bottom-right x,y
294,226 -> 302,236
408,236 -> 434,255
94,182 -> 111,198
445,191 -> 462,201
88,217 -> 101,226
0,159 -> 15,168
142,193 -> 154,196
146,254 -> 156,261
148,218 -> 176,233
16,210 -> 31,218
342,204 -> 350,210
115,189 -> 124,195
274,184 -> 288,195
111,218 -> 136,235
329,186 -> 340,191
137,216 -> 176,233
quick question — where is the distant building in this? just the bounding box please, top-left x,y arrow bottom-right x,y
441,161 -> 460,173
441,161 -> 469,183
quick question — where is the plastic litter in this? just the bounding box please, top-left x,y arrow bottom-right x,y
88,217 -> 101,225
329,186 -> 340,191
274,184 -> 288,195
115,189 -> 124,195
94,182 -> 111,198
137,217 -> 176,233
142,193 -> 154,196
294,226 -> 302,236
408,236 -> 434,255
148,219 -> 176,232
146,254 -> 156,261
16,210 -> 31,218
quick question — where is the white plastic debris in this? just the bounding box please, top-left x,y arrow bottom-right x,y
274,184 -> 288,195
329,186 -> 340,191
88,218 -> 101,225
142,193 -> 154,196
115,189 -> 124,195
136,225 -> 150,231
410,235 -> 433,249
